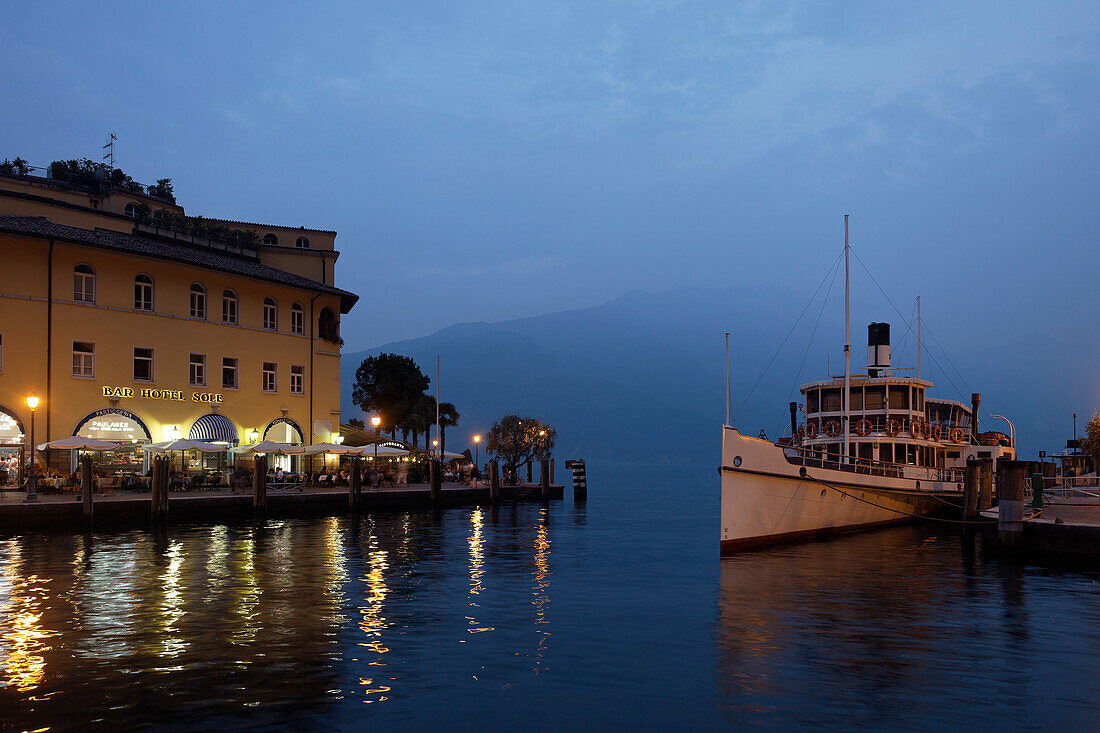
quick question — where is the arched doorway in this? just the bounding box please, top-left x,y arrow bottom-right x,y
263,417 -> 304,471
72,408 -> 152,476
0,404 -> 26,488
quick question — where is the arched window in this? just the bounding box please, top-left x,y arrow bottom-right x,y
134,274 -> 154,311
189,283 -> 207,319
74,264 -> 95,303
295,236 -> 310,249
222,289 -> 238,324
263,297 -> 278,330
318,307 -> 339,342
290,302 -> 304,334
124,202 -> 140,218
263,233 -> 279,245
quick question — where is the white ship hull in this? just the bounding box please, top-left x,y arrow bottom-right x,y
720,426 -> 961,552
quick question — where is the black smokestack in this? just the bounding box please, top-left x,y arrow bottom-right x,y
971,393 -> 981,442
867,323 -> 891,377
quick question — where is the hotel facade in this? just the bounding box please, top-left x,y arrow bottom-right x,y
0,165 -> 358,482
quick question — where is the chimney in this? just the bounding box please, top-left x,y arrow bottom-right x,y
867,323 -> 891,377
789,402 -> 798,440
971,393 -> 981,442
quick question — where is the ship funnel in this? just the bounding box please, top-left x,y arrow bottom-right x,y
867,322 -> 891,377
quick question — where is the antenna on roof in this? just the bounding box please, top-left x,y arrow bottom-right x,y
102,133 -> 117,169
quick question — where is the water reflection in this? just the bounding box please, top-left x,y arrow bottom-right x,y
531,507 -> 551,674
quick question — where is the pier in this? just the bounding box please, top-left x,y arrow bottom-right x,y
0,479 -> 566,530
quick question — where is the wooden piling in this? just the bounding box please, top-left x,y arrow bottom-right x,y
253,454 -> 267,510
488,460 -> 500,502
979,457 -> 994,511
430,459 -> 441,503
349,456 -> 361,509
81,454 -> 94,516
998,460 -> 1027,546
963,459 -> 979,521
539,459 -> 550,499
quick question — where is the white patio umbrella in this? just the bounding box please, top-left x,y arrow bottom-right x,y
38,437 -> 119,451
304,442 -> 360,455
142,439 -> 226,453
352,445 -> 409,458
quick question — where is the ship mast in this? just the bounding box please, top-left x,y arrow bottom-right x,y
843,215 -> 850,463
917,295 -> 922,380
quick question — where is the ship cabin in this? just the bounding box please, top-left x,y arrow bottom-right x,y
790,322 -> 1015,479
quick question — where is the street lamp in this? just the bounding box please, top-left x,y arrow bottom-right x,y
989,414 -> 1016,449
473,434 -> 480,468
25,394 -> 39,502
371,414 -> 381,432
249,428 -> 260,443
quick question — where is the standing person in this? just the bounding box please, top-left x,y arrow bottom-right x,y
396,461 -> 408,486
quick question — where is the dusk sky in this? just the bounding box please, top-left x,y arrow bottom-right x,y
5,3 -> 1099,390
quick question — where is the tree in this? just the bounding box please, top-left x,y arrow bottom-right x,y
1084,411 -> 1100,472
346,418 -> 365,430
0,157 -> 30,176
413,395 -> 460,456
486,414 -> 556,484
351,354 -> 429,437
147,178 -> 176,203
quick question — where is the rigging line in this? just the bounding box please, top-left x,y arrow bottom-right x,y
775,255 -> 843,438
737,251 -> 843,415
893,298 -> 918,366
850,248 -> 967,399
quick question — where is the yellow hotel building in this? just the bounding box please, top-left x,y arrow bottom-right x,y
0,166 -> 358,483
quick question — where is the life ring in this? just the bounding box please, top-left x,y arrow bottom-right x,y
805,421 -> 818,438
824,419 -> 841,437
931,425 -> 942,442
886,419 -> 901,437
854,419 -> 872,437
909,420 -> 922,438
950,427 -> 966,444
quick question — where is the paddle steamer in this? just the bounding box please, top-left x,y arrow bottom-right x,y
720,219 -> 1014,552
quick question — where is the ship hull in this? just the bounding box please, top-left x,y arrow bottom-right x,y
721,426 -> 960,553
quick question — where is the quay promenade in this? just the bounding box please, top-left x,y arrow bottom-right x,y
0,480 -> 565,529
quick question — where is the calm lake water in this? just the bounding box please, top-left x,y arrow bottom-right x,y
2,465 -> 1100,731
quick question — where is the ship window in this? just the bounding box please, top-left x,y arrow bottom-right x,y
849,387 -> 863,411
806,390 -> 819,413
881,444 -> 893,463
822,388 -> 841,412
866,386 -> 885,411
915,388 -> 924,412
889,386 -> 909,410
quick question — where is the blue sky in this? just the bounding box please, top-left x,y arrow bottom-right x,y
4,2 -> 1099,426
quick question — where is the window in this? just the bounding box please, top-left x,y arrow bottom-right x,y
263,233 -> 278,245
318,307 -> 339,342
295,236 -> 310,249
134,347 -> 154,382
124,202 -> 140,218
189,353 -> 206,387
291,303 -> 304,334
189,283 -> 207,319
888,386 -> 909,410
222,357 -> 238,389
74,264 -> 95,303
806,389 -> 819,413
134,274 -> 154,311
222,289 -> 238,324
262,362 -> 277,392
849,387 -> 863,411
263,298 -> 277,330
822,388 -> 842,412
290,365 -> 304,395
72,341 -> 95,377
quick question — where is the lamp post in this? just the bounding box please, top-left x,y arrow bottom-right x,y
25,395 -> 39,502
474,434 -> 480,470
989,414 -> 1016,449
371,415 -> 381,463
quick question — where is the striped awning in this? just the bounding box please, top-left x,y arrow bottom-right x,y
188,414 -> 238,443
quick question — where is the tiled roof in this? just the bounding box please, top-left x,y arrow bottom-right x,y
0,216 -> 358,313
202,216 -> 337,235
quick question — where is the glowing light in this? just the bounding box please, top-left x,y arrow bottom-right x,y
371,415 -> 381,429
249,429 -> 260,443
25,395 -> 39,410
473,435 -> 480,443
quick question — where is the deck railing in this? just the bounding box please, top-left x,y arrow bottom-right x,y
782,444 -> 963,485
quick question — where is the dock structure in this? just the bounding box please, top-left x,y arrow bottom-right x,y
983,475 -> 1100,557
0,480 -> 565,530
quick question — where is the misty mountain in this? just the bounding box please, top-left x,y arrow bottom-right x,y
341,280 -> 1091,465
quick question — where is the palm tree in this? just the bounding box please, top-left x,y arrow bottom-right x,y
438,402 -> 460,458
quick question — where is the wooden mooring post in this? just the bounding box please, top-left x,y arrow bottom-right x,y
998,460 -> 1027,546
963,459 -> 980,521
430,459 -> 442,503
979,457 -> 994,511
151,455 -> 169,520
539,459 -> 550,499
253,454 -> 267,510
488,460 -> 500,502
567,459 -> 587,501
349,456 -> 361,509
81,454 -> 94,517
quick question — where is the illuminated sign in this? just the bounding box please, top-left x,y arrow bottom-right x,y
102,386 -> 223,403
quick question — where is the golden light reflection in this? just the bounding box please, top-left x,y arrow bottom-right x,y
0,540 -> 51,692
230,530 -> 261,646
531,508 -> 551,674
358,528 -> 392,704
467,509 -> 494,634
157,541 -> 187,659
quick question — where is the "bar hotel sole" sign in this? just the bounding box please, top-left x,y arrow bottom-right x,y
102,386 -> 224,403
